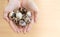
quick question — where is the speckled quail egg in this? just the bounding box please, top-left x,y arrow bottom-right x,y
25,15 -> 31,24
16,11 -> 23,19
8,11 -> 16,20
27,11 -> 31,17
19,20 -> 26,26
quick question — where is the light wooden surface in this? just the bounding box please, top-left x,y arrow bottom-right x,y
0,0 -> 60,37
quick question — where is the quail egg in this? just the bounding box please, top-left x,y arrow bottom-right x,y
27,11 -> 31,17
8,11 -> 16,20
19,20 -> 26,26
16,11 -> 23,19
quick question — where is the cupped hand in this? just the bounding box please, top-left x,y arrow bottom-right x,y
4,0 -> 21,33
4,0 -> 38,33
21,0 -> 38,33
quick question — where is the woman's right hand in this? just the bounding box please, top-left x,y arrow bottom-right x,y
3,0 -> 21,33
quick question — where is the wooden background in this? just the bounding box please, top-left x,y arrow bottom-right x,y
0,0 -> 60,37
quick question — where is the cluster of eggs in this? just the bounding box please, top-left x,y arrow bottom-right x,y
8,8 -> 32,26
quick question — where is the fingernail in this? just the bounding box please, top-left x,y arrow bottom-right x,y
23,30 -> 26,34
27,30 -> 30,32
26,28 -> 31,32
16,30 -> 20,33
13,29 -> 18,33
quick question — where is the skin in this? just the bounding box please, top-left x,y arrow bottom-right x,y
3,0 -> 39,33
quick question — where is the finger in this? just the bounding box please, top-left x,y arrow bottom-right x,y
3,16 -> 9,23
26,24 -> 32,32
18,25 -> 23,32
31,10 -> 38,23
3,10 -> 10,23
34,11 -> 37,22
23,24 -> 32,33
31,11 -> 35,23
9,20 -> 20,33
23,26 -> 28,34
26,25 -> 31,32
26,19 -> 34,32
26,20 -> 34,32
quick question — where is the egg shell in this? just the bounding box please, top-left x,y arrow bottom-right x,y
16,11 -> 23,19
8,11 -> 16,20
19,20 -> 26,26
27,11 -> 31,17
9,11 -> 14,17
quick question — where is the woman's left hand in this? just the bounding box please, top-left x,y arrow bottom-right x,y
20,0 -> 39,33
